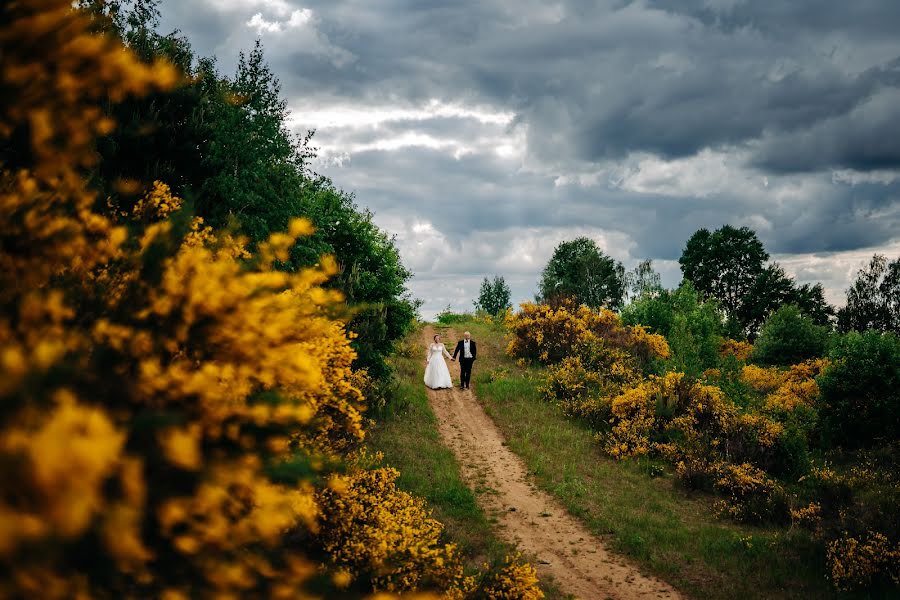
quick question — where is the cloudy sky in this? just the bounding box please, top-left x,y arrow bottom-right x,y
159,0 -> 900,319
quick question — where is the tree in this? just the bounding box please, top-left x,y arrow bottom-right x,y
538,237 -> 625,310
680,226 -> 767,319
837,254 -> 900,334
752,304 -> 830,366
818,331 -> 900,447
625,259 -> 662,303
85,5 -> 414,380
475,275 -> 512,315
621,281 -> 723,377
679,225 -> 832,337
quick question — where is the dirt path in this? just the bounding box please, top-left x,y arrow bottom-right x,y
422,326 -> 683,600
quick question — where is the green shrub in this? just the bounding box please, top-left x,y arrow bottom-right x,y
818,331 -> 900,447
435,306 -> 473,324
752,304 -> 829,366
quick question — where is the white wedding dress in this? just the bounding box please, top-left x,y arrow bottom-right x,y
424,343 -> 453,389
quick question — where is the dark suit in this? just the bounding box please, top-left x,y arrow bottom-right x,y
452,339 -> 477,388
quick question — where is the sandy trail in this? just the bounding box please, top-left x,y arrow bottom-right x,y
422,326 -> 683,600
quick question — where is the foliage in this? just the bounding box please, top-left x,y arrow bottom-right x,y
537,237 -> 626,310
624,259 -> 662,303
471,555 -> 544,600
0,4 -> 538,598
506,300 -> 669,367
720,339 -> 753,362
679,225 -> 832,337
315,464 -> 471,595
621,282 -> 722,377
1,4 -> 344,595
82,1 -> 416,381
475,275 -> 512,316
837,254 -> 900,334
818,331 -> 900,447
826,531 -> 900,592
436,306 -> 475,325
751,304 -> 830,366
291,178 -> 417,379
712,463 -> 788,524
501,298 -> 899,593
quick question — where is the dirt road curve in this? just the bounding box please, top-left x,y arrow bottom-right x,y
422,326 -> 683,600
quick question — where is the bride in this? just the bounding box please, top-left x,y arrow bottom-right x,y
424,333 -> 454,389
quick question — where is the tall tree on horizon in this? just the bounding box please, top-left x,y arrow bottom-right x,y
475,275 -> 512,315
837,254 -> 900,334
538,237 -> 626,310
679,225 -> 831,337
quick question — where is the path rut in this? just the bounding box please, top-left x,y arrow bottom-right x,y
422,326 -> 683,600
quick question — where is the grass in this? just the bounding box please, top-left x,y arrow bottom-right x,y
366,348 -> 503,562
446,318 -> 840,600
365,330 -> 569,598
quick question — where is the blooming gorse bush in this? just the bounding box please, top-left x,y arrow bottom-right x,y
0,3 -> 544,598
509,301 -> 898,592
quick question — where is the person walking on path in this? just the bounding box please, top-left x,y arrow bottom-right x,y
424,333 -> 454,389
451,331 -> 477,389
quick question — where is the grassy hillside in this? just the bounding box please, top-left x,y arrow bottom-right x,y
434,318 -> 842,600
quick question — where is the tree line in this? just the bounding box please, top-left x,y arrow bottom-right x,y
475,226 -> 899,340
77,0 -> 417,382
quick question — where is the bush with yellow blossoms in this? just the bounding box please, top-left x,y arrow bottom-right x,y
720,338 -> 753,361
505,300 -> 669,368
826,531 -> 900,592
315,464 -> 472,596
0,4 -> 547,599
509,297 -> 900,592
471,555 -> 543,600
712,462 -> 788,524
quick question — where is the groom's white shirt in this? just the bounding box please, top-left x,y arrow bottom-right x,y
463,339 -> 472,358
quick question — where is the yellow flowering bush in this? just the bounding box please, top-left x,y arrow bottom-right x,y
736,359 -> 830,416
789,502 -> 822,532
505,300 -> 668,367
605,383 -> 657,459
712,462 -> 788,524
740,364 -> 783,394
539,342 -> 642,427
827,531 -> 900,591
0,4 -> 546,599
473,555 -> 544,600
720,338 -> 753,361
316,466 -> 471,596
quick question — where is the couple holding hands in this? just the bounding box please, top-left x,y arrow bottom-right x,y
424,332 -> 476,390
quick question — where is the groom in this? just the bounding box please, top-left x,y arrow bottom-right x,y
451,331 -> 477,389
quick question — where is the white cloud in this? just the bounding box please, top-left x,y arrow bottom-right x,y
247,7 -> 312,33
289,99 -> 525,168
775,238 -> 900,306
243,7 -> 354,66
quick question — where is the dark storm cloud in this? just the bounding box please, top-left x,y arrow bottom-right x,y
155,0 -> 900,316
159,0 -> 900,173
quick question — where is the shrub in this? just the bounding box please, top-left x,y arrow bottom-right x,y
713,463 -> 789,524
506,300 -> 668,367
622,282 -> 722,377
471,555 -> 544,600
0,4 -> 541,598
752,304 -> 830,366
315,466 -> 471,595
436,306 -> 473,325
826,531 -> 900,591
720,338 -> 753,361
818,331 -> 900,447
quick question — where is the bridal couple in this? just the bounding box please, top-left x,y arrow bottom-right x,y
424,332 -> 476,390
